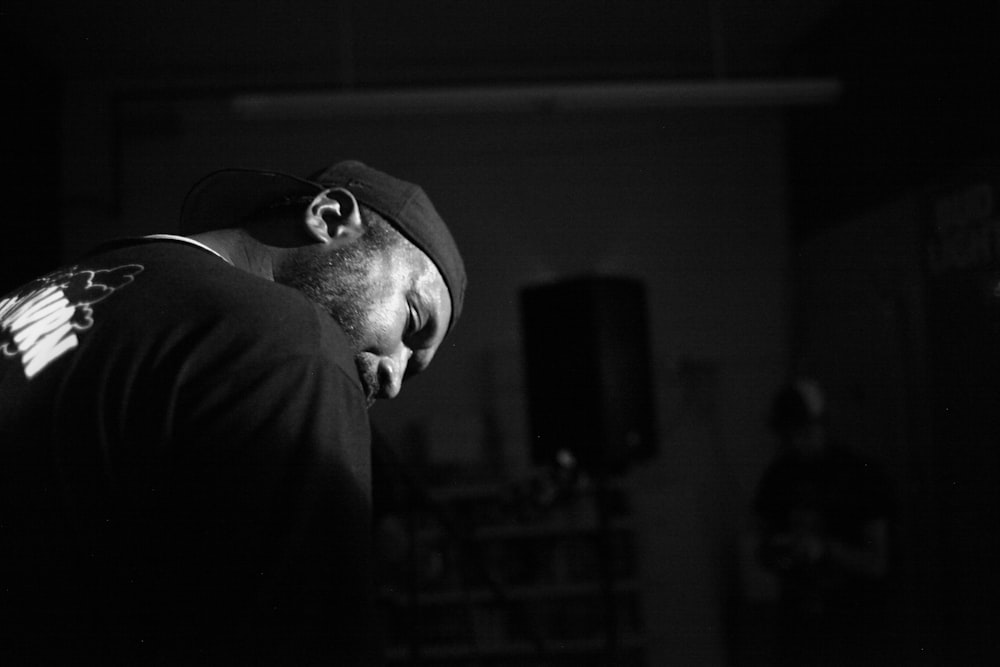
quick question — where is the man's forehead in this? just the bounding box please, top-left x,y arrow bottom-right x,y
394,249 -> 448,376
411,250 -> 452,333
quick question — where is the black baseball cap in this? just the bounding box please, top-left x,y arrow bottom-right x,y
180,161 -> 466,332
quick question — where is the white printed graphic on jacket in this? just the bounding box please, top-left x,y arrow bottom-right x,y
0,264 -> 144,379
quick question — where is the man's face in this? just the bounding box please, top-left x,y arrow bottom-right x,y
349,241 -> 451,406
279,237 -> 452,407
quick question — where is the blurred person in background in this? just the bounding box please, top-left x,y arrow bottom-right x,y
755,378 -> 894,667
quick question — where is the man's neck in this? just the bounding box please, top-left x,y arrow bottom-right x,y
189,229 -> 276,281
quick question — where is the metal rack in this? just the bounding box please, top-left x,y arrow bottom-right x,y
376,477 -> 647,667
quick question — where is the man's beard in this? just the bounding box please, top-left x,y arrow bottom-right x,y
354,355 -> 380,409
276,248 -> 383,408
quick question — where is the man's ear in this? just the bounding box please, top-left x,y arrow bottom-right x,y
303,188 -> 363,244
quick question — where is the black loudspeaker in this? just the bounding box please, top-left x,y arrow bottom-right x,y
520,276 -> 657,475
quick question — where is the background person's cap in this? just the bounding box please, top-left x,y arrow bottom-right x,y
180,161 -> 466,332
768,378 -> 826,433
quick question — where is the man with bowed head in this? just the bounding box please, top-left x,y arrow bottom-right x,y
0,160 -> 466,665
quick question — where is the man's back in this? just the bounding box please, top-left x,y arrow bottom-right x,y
1,237 -> 377,665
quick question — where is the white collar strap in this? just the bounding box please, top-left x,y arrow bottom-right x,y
143,234 -> 234,266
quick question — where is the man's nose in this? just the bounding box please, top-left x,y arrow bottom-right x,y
377,348 -> 412,399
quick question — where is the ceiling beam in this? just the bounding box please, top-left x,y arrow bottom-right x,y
231,78 -> 842,118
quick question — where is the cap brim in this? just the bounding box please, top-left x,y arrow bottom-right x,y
180,168 -> 322,234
